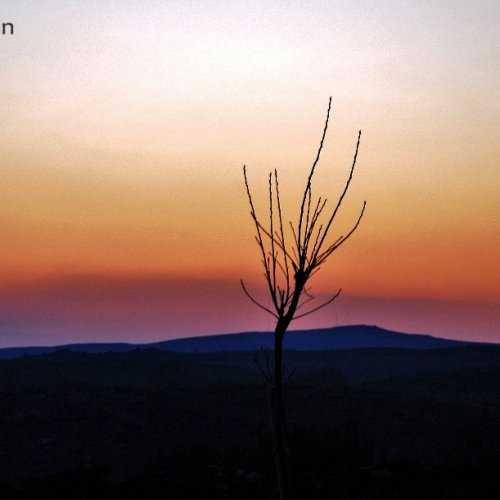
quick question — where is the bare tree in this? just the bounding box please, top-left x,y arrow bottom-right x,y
241,97 -> 366,500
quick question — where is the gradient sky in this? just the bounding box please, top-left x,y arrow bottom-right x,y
1,0 -> 499,347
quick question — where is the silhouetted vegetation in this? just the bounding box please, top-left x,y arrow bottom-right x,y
0,346 -> 499,498
242,97 -> 366,499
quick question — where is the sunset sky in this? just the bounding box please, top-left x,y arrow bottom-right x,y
1,0 -> 499,347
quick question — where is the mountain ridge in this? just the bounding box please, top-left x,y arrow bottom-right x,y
0,324 -> 479,360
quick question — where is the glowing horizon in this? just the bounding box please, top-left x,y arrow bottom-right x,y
1,1 -> 499,347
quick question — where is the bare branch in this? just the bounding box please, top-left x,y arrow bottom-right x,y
302,197 -> 330,266
240,280 -> 278,318
293,288 -> 342,320
291,244 -> 299,266
254,221 -> 295,264
315,201 -> 366,266
295,293 -> 315,311
288,221 -> 298,246
269,173 -> 277,305
311,130 -> 362,263
297,97 -> 332,251
309,266 -> 322,279
305,184 -> 312,243
274,169 -> 291,300
244,165 -> 273,284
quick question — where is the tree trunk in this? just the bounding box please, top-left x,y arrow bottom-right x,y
273,325 -> 292,500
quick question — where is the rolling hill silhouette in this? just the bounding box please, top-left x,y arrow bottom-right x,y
0,324 -> 475,359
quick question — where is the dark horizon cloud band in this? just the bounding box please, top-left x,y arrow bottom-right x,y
0,274 -> 497,348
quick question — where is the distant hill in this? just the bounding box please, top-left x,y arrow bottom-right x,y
152,325 -> 473,352
0,325 -> 476,359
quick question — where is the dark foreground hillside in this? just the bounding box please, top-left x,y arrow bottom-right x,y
0,346 -> 499,499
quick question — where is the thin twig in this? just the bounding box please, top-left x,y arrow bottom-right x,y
297,97 -> 332,251
275,170 -> 291,302
315,201 -> 366,266
311,130 -> 362,263
293,288 -> 342,320
240,280 -> 279,318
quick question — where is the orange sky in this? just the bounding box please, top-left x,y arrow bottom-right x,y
1,1 -> 499,346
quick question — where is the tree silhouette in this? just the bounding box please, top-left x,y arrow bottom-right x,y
241,97 -> 366,500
